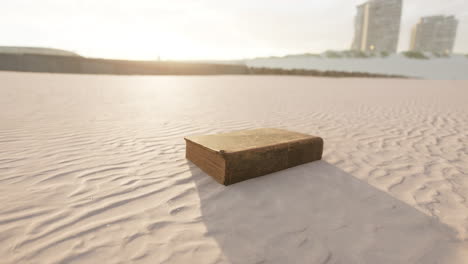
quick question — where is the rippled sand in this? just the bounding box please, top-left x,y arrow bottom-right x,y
0,72 -> 467,263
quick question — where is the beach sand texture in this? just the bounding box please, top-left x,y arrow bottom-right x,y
0,72 -> 467,263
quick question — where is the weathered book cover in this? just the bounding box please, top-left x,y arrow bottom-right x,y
185,128 -> 323,185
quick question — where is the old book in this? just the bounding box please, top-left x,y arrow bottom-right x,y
185,128 -> 323,185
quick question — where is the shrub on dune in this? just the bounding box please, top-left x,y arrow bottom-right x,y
402,51 -> 429,60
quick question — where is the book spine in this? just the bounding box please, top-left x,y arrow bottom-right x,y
223,138 -> 323,185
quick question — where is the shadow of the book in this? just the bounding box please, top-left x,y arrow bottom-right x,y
189,160 -> 465,263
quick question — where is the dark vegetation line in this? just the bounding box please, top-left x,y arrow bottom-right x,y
0,53 -> 407,78
248,67 -> 406,78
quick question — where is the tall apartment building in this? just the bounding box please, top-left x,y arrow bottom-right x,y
351,0 -> 403,53
410,15 -> 458,54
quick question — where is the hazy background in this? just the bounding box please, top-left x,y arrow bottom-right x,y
0,0 -> 467,60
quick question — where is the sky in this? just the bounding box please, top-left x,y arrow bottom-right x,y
0,0 -> 467,60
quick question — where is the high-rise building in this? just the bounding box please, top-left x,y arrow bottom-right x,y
351,0 -> 403,53
410,16 -> 458,54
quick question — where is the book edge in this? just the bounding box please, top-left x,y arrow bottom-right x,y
185,136 -> 322,156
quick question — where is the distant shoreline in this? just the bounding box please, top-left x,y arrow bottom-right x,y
0,53 -> 407,79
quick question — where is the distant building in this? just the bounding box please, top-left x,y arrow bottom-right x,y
351,0 -> 403,53
410,16 -> 458,54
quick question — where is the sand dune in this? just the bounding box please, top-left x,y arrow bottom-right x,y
0,72 -> 467,263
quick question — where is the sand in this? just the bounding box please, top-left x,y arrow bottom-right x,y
0,71 -> 467,263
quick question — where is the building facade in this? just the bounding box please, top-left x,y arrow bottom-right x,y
351,0 -> 403,53
410,16 -> 458,54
